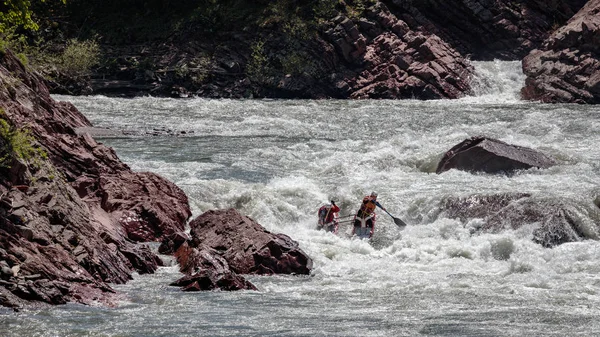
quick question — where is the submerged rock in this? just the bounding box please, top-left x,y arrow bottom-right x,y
441,194 -> 600,248
436,136 -> 556,174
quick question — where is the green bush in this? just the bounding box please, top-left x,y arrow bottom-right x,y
0,117 -> 47,168
246,39 -> 270,84
57,39 -> 100,77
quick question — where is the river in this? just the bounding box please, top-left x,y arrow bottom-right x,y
1,61 -> 600,336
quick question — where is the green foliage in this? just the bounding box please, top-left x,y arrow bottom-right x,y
259,0 -> 326,39
0,24 -> 48,70
0,0 -> 39,33
313,0 -> 339,25
345,0 -> 376,20
56,39 -> 100,77
246,39 -> 270,84
280,50 -> 318,77
174,55 -> 212,85
0,0 -> 65,34
0,116 -> 47,168
0,26 -> 28,54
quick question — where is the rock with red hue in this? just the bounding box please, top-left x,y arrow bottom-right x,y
170,243 -> 257,291
0,49 -> 190,309
0,49 -> 191,244
170,272 -> 257,291
522,0 -> 600,103
158,231 -> 190,254
323,3 -> 474,99
186,209 -> 312,275
98,171 -> 190,242
41,1 -> 592,100
436,136 -> 556,174
389,0 -> 588,60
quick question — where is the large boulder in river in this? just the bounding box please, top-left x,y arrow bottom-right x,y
183,208 -> 312,275
441,193 -> 600,248
521,0 -> 600,103
436,136 -> 556,174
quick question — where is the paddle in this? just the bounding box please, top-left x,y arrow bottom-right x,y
375,202 -> 407,229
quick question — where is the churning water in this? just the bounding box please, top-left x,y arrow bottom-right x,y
2,61 -> 600,336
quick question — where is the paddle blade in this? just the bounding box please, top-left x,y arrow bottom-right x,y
392,217 -> 407,229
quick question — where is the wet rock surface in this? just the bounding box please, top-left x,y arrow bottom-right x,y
170,243 -> 257,291
169,208 -> 313,292
0,49 -> 191,309
441,193 -> 600,248
436,136 -> 556,174
187,209 -> 313,275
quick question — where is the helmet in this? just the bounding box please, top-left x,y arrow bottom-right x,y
370,191 -> 377,197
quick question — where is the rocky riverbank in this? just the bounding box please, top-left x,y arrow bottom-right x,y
0,48 -> 314,309
40,0 -> 599,103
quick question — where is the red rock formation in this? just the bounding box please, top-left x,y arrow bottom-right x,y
322,3 -> 474,99
0,49 -> 191,309
170,243 -> 257,291
180,208 -> 312,276
388,0 -> 588,60
522,0 -> 600,103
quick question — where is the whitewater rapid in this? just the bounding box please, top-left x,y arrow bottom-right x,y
2,61 -> 599,336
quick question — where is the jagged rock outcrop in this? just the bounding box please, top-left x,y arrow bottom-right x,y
388,0 -> 588,60
170,243 -> 257,291
0,50 -> 191,243
323,3 -> 474,99
38,0 -> 598,100
441,193 -> 600,247
44,2 -> 476,100
0,49 -> 191,309
436,136 -> 556,174
522,0 -> 600,103
179,208 -> 313,276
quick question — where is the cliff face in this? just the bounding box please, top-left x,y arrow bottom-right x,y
522,0 -> 600,103
386,0 -> 589,60
42,0 -> 598,103
0,49 -> 191,309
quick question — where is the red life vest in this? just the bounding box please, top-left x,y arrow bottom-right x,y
318,204 -> 339,223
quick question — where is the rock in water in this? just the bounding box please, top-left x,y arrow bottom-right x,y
436,136 -> 556,174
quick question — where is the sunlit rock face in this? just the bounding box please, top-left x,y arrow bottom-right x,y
0,49 -> 191,309
186,208 -> 313,275
436,136 -> 556,174
321,3 -> 475,99
169,208 -> 313,292
522,0 -> 600,103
